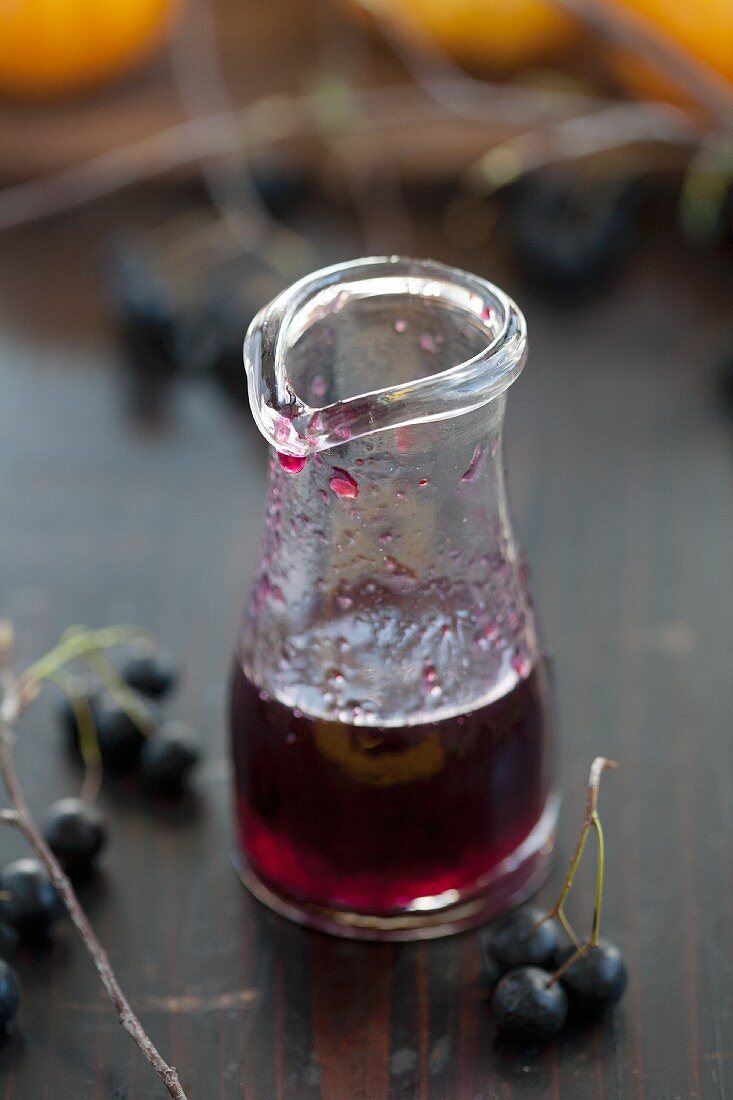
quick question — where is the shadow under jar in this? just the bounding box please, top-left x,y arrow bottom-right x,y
231,257 -> 557,940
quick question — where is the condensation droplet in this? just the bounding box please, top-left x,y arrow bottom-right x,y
394,319 -> 407,333
329,468 -> 359,499
419,333 -> 436,353
310,375 -> 327,398
512,653 -> 531,678
277,452 -> 307,475
461,443 -> 485,483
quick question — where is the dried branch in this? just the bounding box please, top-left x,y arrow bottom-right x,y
534,756 -> 617,950
0,78 -> 706,235
466,99 -> 700,193
550,0 -> 733,125
0,623 -> 189,1100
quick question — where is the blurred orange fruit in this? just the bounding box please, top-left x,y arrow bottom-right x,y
360,0 -> 580,72
0,0 -> 177,98
608,0 -> 733,105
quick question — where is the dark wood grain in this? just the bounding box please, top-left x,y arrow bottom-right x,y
0,196 -> 731,1099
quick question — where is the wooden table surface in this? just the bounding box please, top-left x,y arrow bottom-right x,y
0,198 -> 731,1099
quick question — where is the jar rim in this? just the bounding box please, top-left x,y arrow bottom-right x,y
243,256 -> 527,456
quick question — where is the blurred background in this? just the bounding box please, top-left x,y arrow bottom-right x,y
2,0 -> 733,425
1,3 -> 733,1096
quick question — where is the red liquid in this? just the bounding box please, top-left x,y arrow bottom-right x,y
231,665 -> 551,914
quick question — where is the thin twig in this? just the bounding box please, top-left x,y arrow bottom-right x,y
46,669 -> 103,804
0,80 -> 707,233
0,626 -> 189,1100
466,100 -> 700,193
533,756 -> 617,945
550,0 -> 733,124
542,756 -> 617,986
589,814 -> 605,946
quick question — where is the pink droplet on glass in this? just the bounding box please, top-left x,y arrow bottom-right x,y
329,468 -> 359,499
419,333 -> 436,353
481,305 -> 493,321
461,443 -> 485,483
394,319 -> 407,333
512,653 -> 531,679
277,452 -> 307,475
311,375 -> 327,398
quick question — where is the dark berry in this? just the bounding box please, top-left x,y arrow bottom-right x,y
558,939 -> 627,1012
0,921 -> 19,961
121,651 -> 179,699
140,723 -> 199,794
95,698 -> 150,773
0,960 -> 20,1028
42,798 -> 107,879
506,172 -> 640,296
492,966 -> 568,1043
0,859 -> 63,939
109,242 -> 178,421
490,906 -> 560,972
250,157 -> 307,217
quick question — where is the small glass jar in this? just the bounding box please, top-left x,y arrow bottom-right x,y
231,257 -> 557,939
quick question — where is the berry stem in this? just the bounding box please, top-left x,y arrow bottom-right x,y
590,813 -> 605,947
22,626 -> 151,688
81,649 -> 157,734
46,669 -> 103,804
0,622 -> 189,1100
534,757 -> 617,950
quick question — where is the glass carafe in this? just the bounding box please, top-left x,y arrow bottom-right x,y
231,257 -> 557,939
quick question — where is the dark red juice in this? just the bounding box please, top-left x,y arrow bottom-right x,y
231,664 -> 551,914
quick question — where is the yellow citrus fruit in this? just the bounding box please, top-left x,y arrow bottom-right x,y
360,0 -> 580,72
0,0 -> 178,98
608,0 -> 733,105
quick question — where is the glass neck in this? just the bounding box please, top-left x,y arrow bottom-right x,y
241,396 -> 537,723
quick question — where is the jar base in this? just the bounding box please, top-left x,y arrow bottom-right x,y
233,792 -> 559,941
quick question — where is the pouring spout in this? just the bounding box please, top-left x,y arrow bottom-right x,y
244,256 -> 527,458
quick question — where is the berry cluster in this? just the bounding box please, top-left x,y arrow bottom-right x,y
487,906 -> 627,1043
60,648 -> 199,795
485,757 -> 627,1044
0,637 -> 200,1038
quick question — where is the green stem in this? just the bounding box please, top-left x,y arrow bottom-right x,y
590,813 -> 605,946
556,821 -> 590,911
82,651 -> 156,735
24,626 -> 149,686
47,670 -> 102,803
557,908 -> 582,951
